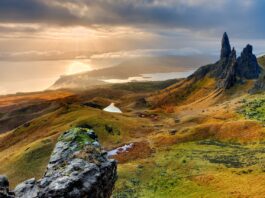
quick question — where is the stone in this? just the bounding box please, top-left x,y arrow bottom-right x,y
249,75 -> 265,94
5,127 -> 117,198
88,131 -> 98,140
220,32 -> 232,59
217,48 -> 237,89
189,32 -> 260,90
237,44 -> 260,79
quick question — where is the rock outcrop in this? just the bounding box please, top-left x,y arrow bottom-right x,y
218,48 -> 238,89
250,75 -> 265,94
1,127 -> 117,198
220,32 -> 232,59
237,44 -> 260,79
189,32 -> 261,89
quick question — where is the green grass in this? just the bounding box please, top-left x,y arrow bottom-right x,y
113,140 -> 265,198
0,104 -> 151,187
0,138 -> 54,188
111,79 -> 179,92
238,97 -> 265,122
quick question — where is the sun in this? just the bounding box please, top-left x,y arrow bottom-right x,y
66,61 -> 93,75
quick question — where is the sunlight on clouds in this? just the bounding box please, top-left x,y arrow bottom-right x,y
66,61 -> 93,75
0,86 -> 7,95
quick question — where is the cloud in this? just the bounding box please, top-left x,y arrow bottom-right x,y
91,48 -> 203,59
0,0 -> 264,39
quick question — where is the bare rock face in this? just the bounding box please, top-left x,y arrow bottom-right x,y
189,32 -> 261,90
218,48 -> 237,89
249,75 -> 265,94
1,127 -> 117,198
237,44 -> 260,79
220,32 -> 232,59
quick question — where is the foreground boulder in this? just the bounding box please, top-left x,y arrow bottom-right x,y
1,127 -> 117,198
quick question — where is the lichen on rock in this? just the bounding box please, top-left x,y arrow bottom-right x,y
1,127 -> 117,198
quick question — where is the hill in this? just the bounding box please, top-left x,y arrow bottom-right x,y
3,33 -> 265,197
50,56 -> 215,90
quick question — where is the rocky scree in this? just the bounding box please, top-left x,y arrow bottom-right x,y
0,127 -> 117,198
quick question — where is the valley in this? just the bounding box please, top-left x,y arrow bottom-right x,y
1,33 -> 265,197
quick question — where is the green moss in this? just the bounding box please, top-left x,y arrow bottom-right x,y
59,127 -> 95,150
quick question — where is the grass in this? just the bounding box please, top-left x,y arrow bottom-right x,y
113,140 -> 265,198
2,82 -> 265,196
111,79 -> 180,93
149,77 -> 216,107
0,104 -> 152,187
239,96 -> 265,122
0,138 -> 54,188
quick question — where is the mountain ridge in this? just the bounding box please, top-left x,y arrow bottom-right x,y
148,32 -> 262,107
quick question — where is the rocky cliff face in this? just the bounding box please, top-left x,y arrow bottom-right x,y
250,75 -> 265,94
220,32 -> 232,60
217,48 -> 238,89
237,44 -> 260,79
0,127 -> 117,198
189,32 -> 261,89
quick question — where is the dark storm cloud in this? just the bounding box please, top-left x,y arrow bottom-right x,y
0,0 -> 79,25
0,0 -> 265,38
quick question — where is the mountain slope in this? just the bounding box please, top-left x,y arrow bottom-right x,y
148,33 -> 261,107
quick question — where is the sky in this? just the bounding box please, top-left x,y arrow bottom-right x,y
1,0 -> 265,94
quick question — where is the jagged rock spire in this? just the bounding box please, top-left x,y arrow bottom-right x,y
230,47 -> 237,60
236,44 -> 260,79
220,32 -> 232,59
218,47 -> 237,89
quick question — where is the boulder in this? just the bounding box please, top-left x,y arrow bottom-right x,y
4,127 -> 117,198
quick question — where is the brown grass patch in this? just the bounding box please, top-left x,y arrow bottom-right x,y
0,90 -> 74,108
111,141 -> 154,163
152,120 -> 265,147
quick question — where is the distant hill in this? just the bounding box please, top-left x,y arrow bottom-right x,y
50,55 -> 215,90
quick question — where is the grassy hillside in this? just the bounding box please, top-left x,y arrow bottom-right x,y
0,104 -> 154,187
111,79 -> 180,93
114,140 -> 265,197
1,78 -> 265,197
